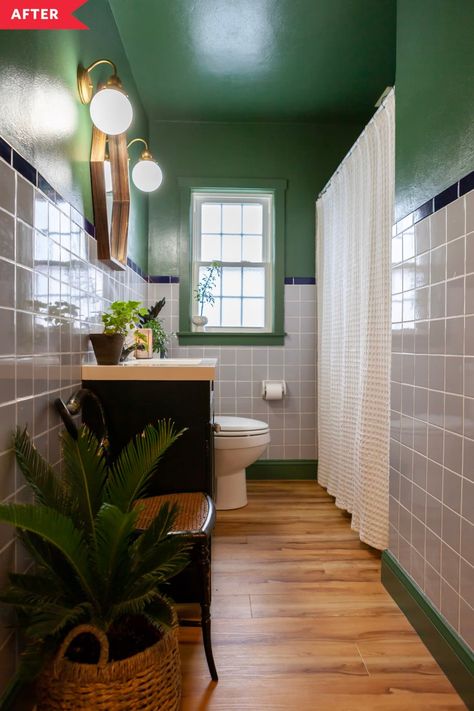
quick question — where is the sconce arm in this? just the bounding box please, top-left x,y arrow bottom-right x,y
77,58 -> 121,104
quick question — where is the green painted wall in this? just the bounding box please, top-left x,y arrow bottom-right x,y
148,120 -> 362,276
0,0 -> 149,270
395,0 -> 474,221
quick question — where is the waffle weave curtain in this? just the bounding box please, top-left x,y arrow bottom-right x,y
316,89 -> 395,550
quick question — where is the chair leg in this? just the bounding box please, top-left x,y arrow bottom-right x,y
201,602 -> 218,681
198,538 -> 218,681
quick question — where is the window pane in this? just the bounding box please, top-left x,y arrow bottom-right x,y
242,204 -> 262,234
243,267 -> 265,297
222,204 -> 241,234
242,235 -> 262,262
201,203 -> 221,233
242,298 -> 265,327
221,267 -> 241,296
203,299 -> 221,326
201,234 -> 221,261
222,234 -> 241,261
222,298 -> 241,326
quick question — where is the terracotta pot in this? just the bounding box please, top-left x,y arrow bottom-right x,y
90,334 -> 125,365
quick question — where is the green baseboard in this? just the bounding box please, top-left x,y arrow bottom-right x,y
246,459 -> 317,480
381,550 -> 474,710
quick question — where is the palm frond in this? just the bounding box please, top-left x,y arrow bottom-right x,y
25,601 -> 93,640
132,501 -> 179,556
1,574 -> 64,609
93,504 -> 138,607
18,531 -> 86,602
61,426 -> 107,537
13,428 -> 72,513
106,421 -> 186,511
108,588 -> 163,621
143,594 -> 175,632
131,535 -> 191,583
0,504 -> 95,604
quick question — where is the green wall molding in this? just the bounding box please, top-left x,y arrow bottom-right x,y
381,550 -> 474,709
177,332 -> 286,346
177,177 -> 286,346
246,459 -> 318,480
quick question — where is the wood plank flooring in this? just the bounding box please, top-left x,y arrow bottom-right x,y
178,481 -> 466,710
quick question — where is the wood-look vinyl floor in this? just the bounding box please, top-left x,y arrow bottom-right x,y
178,481 -> 466,710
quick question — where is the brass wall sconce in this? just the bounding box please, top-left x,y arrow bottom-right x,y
77,58 -> 133,135
128,138 -> 163,192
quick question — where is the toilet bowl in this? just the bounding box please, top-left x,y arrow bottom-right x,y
214,416 -> 270,510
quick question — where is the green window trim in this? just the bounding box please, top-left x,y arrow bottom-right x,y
178,177 -> 286,346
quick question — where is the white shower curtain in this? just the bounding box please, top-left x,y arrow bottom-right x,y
316,89 -> 394,550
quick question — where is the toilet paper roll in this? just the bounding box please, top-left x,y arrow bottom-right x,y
264,382 -> 284,400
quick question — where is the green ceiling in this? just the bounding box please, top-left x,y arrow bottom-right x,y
109,0 -> 396,123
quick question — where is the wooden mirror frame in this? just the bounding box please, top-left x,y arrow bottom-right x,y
90,126 -> 130,270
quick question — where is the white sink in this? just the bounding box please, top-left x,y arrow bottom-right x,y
122,358 -> 203,366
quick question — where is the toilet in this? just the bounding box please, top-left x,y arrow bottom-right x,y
214,416 -> 270,510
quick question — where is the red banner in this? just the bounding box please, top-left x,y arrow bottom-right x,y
0,0 -> 89,29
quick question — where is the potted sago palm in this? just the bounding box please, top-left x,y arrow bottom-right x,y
0,420 -> 188,711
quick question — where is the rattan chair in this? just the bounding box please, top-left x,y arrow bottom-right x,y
135,492 -> 218,681
55,393 -> 219,682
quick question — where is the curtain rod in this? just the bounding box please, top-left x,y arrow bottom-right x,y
317,87 -> 394,200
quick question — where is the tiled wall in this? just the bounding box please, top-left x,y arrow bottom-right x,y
390,185 -> 474,650
148,282 -> 318,461
0,153 -> 147,688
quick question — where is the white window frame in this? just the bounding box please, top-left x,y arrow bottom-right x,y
191,190 -> 274,333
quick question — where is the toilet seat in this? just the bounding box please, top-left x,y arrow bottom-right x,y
214,416 -> 269,437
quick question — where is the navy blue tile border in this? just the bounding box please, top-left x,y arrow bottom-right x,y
413,198 -> 433,224
434,183 -> 458,211
460,170 -> 474,197
284,277 -> 316,285
0,137 -> 11,165
401,168 -> 474,228
37,174 -> 57,203
13,150 -> 37,186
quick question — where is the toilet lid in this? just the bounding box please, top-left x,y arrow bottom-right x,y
215,416 -> 269,435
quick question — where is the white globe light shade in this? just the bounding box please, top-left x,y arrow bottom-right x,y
132,159 -> 163,192
89,87 -> 133,135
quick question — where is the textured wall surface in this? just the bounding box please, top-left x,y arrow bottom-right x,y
389,188 -> 474,649
0,0 -> 149,270
150,282 -> 317,461
395,0 -> 474,221
147,120 -> 362,278
0,154 -> 147,688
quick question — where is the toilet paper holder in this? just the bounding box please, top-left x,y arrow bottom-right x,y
262,380 -> 287,399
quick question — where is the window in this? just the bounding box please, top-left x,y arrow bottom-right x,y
192,192 -> 273,332
178,177 -> 286,346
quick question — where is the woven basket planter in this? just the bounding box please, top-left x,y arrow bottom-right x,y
36,616 -> 181,711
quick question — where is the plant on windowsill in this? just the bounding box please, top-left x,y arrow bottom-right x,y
192,261 -> 221,331
0,421 -> 188,711
137,299 -> 170,357
90,300 -> 147,365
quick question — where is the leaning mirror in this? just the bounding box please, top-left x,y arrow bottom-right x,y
90,126 -> 130,270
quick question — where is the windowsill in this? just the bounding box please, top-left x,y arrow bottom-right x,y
177,331 -> 286,346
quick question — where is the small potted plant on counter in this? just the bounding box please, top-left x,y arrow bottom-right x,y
90,300 -> 147,365
0,421 -> 188,711
192,261 -> 221,331
138,298 -> 170,358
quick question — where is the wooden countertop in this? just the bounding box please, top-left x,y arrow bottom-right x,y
82,358 -> 217,381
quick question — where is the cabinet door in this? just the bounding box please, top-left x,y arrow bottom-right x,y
82,379 -> 214,497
